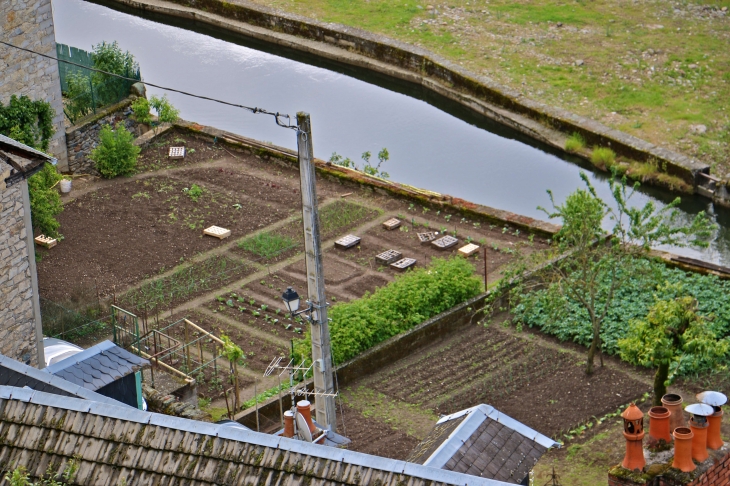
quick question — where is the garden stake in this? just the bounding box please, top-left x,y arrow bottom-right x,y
483,247 -> 488,289
224,387 -> 232,420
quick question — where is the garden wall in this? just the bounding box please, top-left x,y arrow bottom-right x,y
108,0 -> 709,189
0,167 -> 43,367
65,97 -> 138,174
0,0 -> 68,170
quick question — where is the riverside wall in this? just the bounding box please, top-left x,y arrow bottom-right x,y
104,0 -> 709,190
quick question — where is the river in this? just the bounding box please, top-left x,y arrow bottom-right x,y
50,0 -> 730,264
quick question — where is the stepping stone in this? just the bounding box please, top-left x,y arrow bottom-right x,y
34,235 -> 57,249
169,146 -> 186,159
203,225 -> 231,239
417,231 -> 438,244
382,218 -> 402,230
334,234 -> 361,249
432,235 -> 458,250
458,243 -> 480,257
390,258 -> 416,272
375,249 -> 403,265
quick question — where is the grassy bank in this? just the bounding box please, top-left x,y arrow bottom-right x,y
250,0 -> 730,175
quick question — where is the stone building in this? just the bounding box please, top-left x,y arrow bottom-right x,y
1,0 -> 68,170
0,134 -> 52,367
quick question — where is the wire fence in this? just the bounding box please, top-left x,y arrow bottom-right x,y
57,43 -> 141,124
40,296 -> 112,344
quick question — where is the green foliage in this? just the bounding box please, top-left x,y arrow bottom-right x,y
90,123 -> 140,178
618,287 -> 730,403
329,147 -> 391,179
241,383 -> 290,410
4,457 -> 79,485
294,257 -> 482,365
513,257 -> 730,376
238,232 -> 295,259
183,183 -> 204,202
131,96 -> 152,125
149,95 -> 180,131
220,333 -> 244,363
27,164 -> 64,238
591,147 -> 616,168
0,95 -> 54,151
565,132 -> 586,153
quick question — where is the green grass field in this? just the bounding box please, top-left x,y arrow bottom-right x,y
251,0 -> 730,176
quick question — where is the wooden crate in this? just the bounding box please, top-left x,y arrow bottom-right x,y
34,235 -> 57,249
382,218 -> 401,230
417,231 -> 437,244
334,234 -> 361,249
458,243 -> 480,257
203,225 -> 231,239
375,249 -> 402,265
432,235 -> 458,250
390,258 -> 416,272
169,146 -> 186,159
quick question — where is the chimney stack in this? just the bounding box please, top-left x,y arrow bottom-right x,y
648,406 -> 671,445
621,403 -> 645,471
697,391 -> 726,451
283,410 -> 295,438
297,400 -> 317,433
686,403 -> 714,463
661,393 -> 686,433
672,427 -> 696,472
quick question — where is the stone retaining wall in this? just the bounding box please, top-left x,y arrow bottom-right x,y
108,0 -> 709,188
65,97 -> 138,174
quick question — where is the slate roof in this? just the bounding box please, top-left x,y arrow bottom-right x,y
0,386 -> 513,486
407,405 -> 558,485
0,354 -> 122,406
43,340 -> 149,391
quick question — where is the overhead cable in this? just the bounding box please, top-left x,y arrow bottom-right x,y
0,40 -> 298,130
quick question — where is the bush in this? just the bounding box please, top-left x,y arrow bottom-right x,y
90,123 -> 140,178
149,95 -> 179,132
591,147 -> 616,168
28,164 -> 64,238
294,257 -> 483,365
0,95 -> 54,151
565,132 -> 586,152
131,96 -> 152,125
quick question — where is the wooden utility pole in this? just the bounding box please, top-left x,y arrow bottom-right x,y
296,112 -> 337,432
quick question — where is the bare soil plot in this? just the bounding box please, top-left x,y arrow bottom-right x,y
351,315 -> 650,439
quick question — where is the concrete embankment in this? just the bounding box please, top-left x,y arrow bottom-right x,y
102,0 -> 710,192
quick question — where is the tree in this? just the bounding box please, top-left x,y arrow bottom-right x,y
618,288 -> 729,405
149,95 -> 179,134
511,172 -> 715,375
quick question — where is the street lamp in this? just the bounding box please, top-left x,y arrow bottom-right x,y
281,287 -> 301,315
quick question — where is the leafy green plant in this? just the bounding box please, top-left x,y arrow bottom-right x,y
28,164 -> 64,238
591,147 -> 616,168
149,95 -> 180,133
0,95 -> 54,151
131,96 -> 152,125
618,287 -> 730,405
183,183 -> 204,202
294,257 -> 482,365
90,123 -> 140,178
329,147 -> 391,179
238,232 -> 295,259
565,132 -> 586,152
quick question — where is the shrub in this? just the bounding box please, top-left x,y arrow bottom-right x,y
149,95 -> 180,132
294,257 -> 483,365
90,123 -> 140,178
591,147 -> 616,168
0,95 -> 54,151
28,164 -> 63,238
565,132 -> 586,152
91,41 -> 139,106
131,96 -> 152,125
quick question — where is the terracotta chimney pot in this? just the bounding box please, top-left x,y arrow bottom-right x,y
621,403 -> 646,471
296,400 -> 317,433
689,416 -> 709,462
672,427 -> 696,472
661,394 -> 686,433
283,410 -> 295,438
648,406 -> 672,443
707,409 -> 724,450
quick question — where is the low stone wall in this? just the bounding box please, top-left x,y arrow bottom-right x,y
65,97 -> 138,174
107,0 -> 709,189
142,383 -> 210,421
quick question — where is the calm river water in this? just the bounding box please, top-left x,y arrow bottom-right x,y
51,0 -> 730,264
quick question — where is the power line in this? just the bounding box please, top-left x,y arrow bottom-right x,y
0,39 -> 298,130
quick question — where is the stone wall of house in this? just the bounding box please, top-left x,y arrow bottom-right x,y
0,168 -> 41,367
65,97 -> 138,174
0,0 -> 68,171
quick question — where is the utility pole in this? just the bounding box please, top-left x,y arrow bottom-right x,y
296,112 -> 337,431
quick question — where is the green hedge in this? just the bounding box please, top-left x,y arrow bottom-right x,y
294,257 -> 483,365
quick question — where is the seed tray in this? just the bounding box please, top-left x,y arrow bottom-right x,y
203,225 -> 231,239
169,146 -> 186,159
417,232 -> 438,244
334,234 -> 361,249
458,243 -> 480,257
382,218 -> 402,230
390,258 -> 417,271
375,249 -> 403,265
34,234 -> 57,249
432,235 -> 458,250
